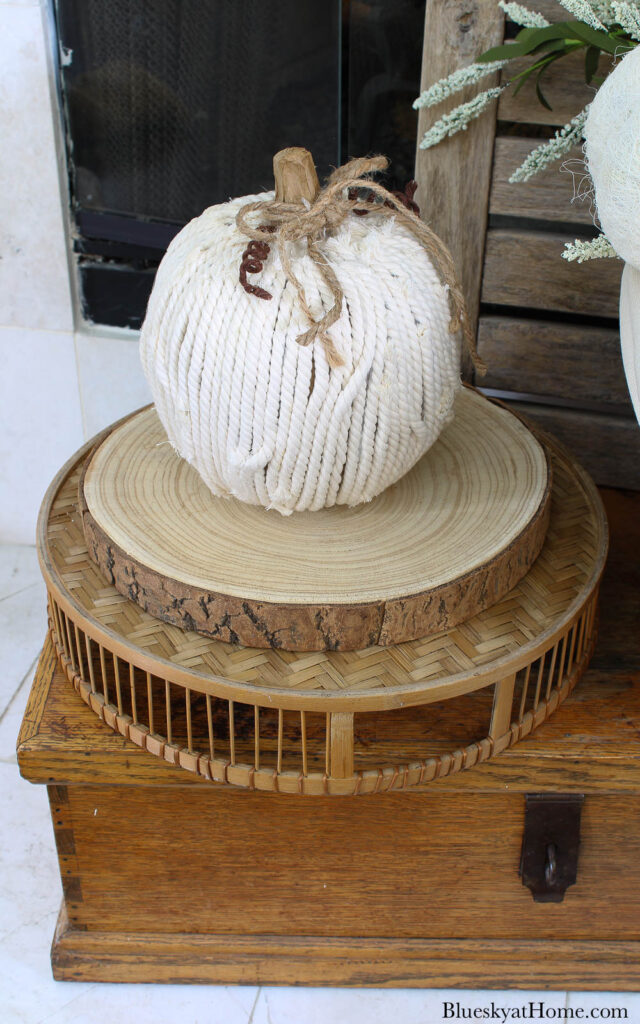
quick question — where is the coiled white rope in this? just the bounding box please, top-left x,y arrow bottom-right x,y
141,182 -> 462,514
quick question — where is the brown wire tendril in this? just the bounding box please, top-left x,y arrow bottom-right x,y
239,225 -> 276,300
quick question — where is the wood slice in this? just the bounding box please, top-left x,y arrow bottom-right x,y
78,389 -> 551,651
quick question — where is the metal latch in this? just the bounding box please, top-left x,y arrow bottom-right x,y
519,794 -> 584,903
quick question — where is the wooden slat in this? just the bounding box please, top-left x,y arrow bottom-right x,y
518,664 -> 532,722
478,316 -> 632,409
506,401 -> 640,490
329,713 -> 354,780
490,673 -> 516,740
113,655 -> 123,715
499,48 -> 607,126
50,926 -> 640,988
166,681 -> 173,746
415,0 -> 504,375
482,229 -> 622,317
522,0 -> 583,18
490,138 -> 591,224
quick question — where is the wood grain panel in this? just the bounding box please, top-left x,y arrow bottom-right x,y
57,783 -> 640,942
415,0 -> 504,374
506,401 -> 640,489
490,138 -> 591,224
482,229 -> 622,316
478,316 -> 632,408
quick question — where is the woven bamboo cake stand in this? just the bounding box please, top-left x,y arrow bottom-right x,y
39,396 -> 607,796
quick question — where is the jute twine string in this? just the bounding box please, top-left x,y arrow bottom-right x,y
236,155 -> 485,372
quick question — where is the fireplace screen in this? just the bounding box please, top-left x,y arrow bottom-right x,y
54,0 -> 426,327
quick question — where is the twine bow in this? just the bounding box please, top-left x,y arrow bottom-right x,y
236,155 -> 484,372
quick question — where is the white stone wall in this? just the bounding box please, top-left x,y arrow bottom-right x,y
0,0 -> 150,544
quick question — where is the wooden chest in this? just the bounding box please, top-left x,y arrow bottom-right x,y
16,488 -> 640,990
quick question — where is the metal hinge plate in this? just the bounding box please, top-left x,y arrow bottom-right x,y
520,793 -> 584,903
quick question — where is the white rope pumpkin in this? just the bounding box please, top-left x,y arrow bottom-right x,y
140,152 -> 464,514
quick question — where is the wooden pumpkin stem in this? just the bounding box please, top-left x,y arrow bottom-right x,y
273,147 -> 320,204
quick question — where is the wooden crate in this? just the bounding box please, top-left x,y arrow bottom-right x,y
16,485 -> 640,989
415,0 -> 640,488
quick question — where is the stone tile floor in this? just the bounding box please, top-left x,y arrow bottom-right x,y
1,544 -> 637,1022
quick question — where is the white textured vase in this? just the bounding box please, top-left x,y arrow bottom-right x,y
620,262 -> 640,426
584,45 -> 640,272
